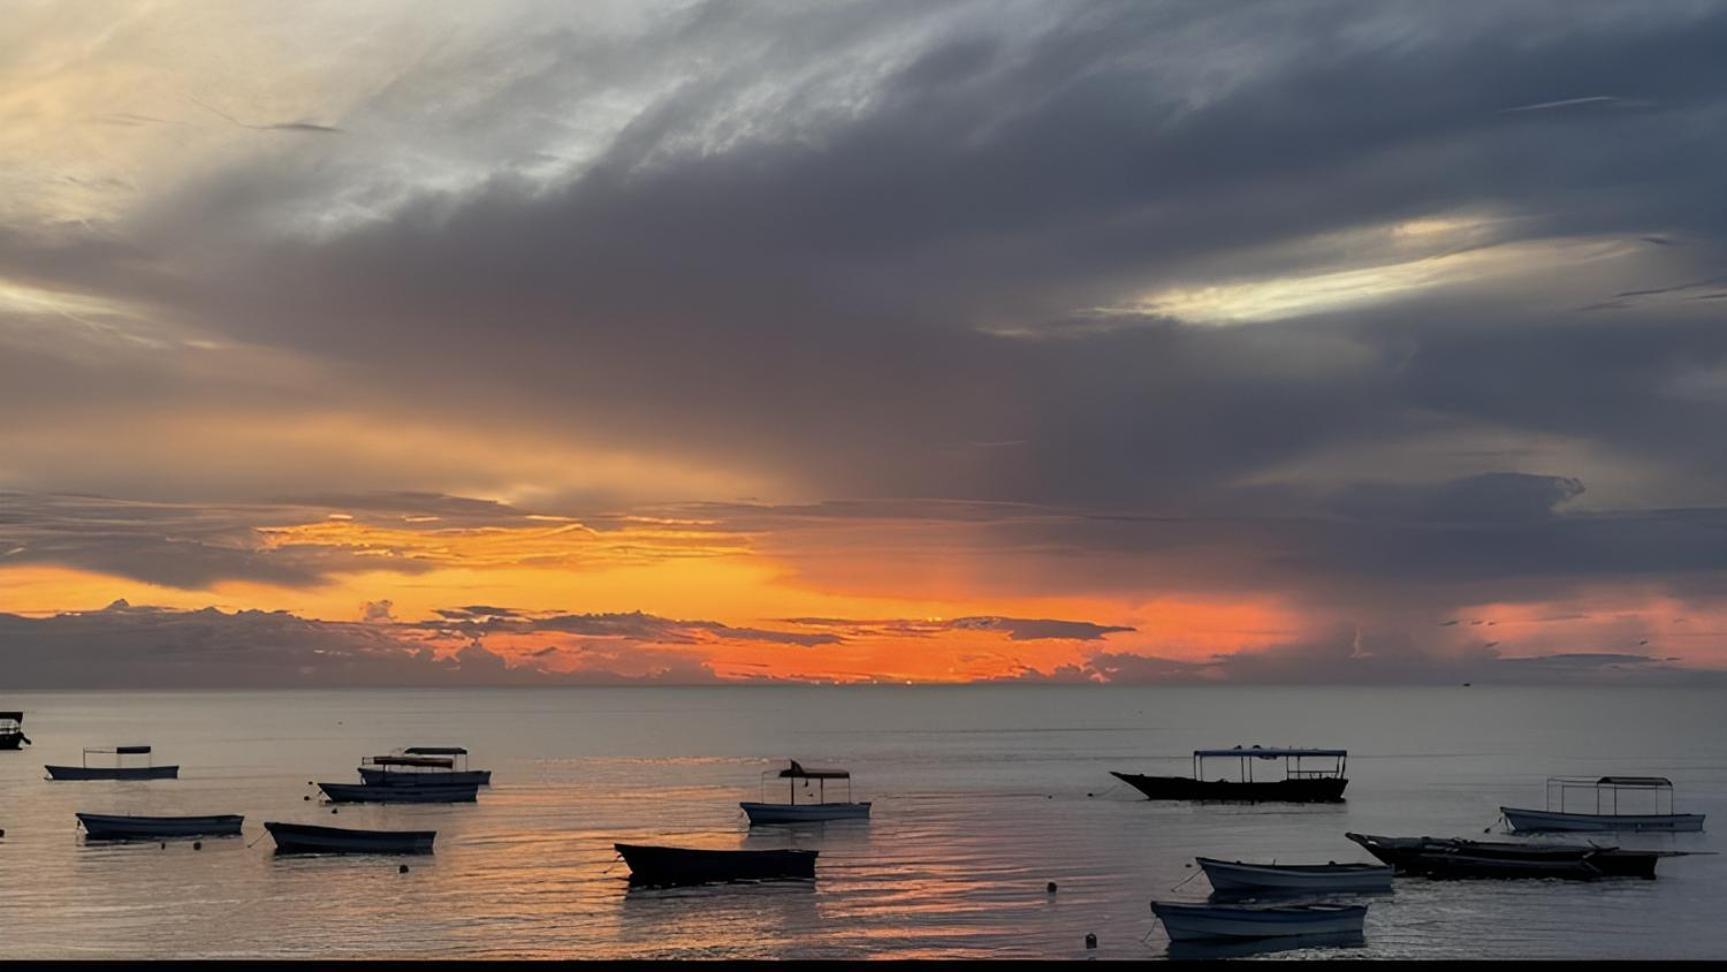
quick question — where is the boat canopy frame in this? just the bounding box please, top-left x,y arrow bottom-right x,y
759,759 -> 855,806
363,747 -> 468,773
80,745 -> 157,768
1192,746 -> 1348,783
1546,775 -> 1678,816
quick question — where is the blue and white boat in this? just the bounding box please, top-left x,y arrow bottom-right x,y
1151,901 -> 1368,942
1502,776 -> 1705,833
741,760 -> 871,824
1197,857 -> 1393,895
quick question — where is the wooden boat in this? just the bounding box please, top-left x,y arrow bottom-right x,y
1113,746 -> 1348,803
1166,930 -> 1365,960
46,745 -> 178,781
264,821 -> 435,855
317,780 -> 479,803
1346,832 -> 1668,880
0,711 -> 30,750
77,812 -> 243,840
741,760 -> 871,824
1151,900 -> 1367,942
1197,856 -> 1393,895
357,746 -> 492,787
1502,776 -> 1705,833
614,843 -> 818,885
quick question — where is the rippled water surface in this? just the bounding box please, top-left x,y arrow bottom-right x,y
1,685 -> 1723,959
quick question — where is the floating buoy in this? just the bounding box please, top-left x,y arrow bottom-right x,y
1046,881 -> 1058,894
303,795 -> 311,801
399,864 -> 410,874
1084,933 -> 1097,950
331,807 -> 339,815
193,841 -> 202,851
160,842 -> 167,850
0,828 -> 6,838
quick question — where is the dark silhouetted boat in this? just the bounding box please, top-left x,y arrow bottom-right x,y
0,711 -> 30,750
317,780 -> 479,803
46,745 -> 178,780
358,746 -> 492,787
76,812 -> 243,840
1502,776 -> 1705,833
614,843 -> 818,885
1151,900 -> 1368,942
1197,857 -> 1393,895
741,760 -> 871,824
1346,832 -> 1672,880
264,821 -> 435,855
1113,746 -> 1348,803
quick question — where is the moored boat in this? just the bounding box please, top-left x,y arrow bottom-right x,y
317,780 -> 479,803
1345,832 -> 1668,880
741,760 -> 871,824
357,746 -> 492,787
46,745 -> 179,781
77,812 -> 244,840
1151,900 -> 1368,942
1113,746 -> 1348,803
1502,776 -> 1705,833
614,843 -> 818,885
1197,856 -> 1393,895
264,821 -> 435,855
0,711 -> 30,750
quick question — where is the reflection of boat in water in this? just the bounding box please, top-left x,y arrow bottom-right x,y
741,760 -> 871,824
1113,746 -> 1348,803
1197,856 -> 1392,895
1502,776 -> 1705,833
264,822 -> 435,855
1151,900 -> 1367,942
46,745 -> 178,780
614,843 -> 818,886
1166,929 -> 1366,960
77,812 -> 244,840
358,747 -> 492,787
1346,832 -> 1673,880
0,711 -> 30,750
317,780 -> 479,803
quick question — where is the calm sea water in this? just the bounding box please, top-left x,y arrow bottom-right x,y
0,685 -> 1723,960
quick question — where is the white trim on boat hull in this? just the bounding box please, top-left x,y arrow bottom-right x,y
1197,857 -> 1393,893
740,801 -> 871,824
1501,806 -> 1705,833
1152,902 -> 1367,942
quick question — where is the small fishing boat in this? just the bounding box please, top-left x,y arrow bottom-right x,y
1113,746 -> 1348,803
0,711 -> 30,750
1197,856 -> 1393,895
264,821 -> 435,855
1151,900 -> 1368,942
1502,776 -> 1705,833
317,780 -> 479,803
614,843 -> 818,886
76,812 -> 244,840
1346,832 -> 1670,880
1166,930 -> 1365,960
741,760 -> 871,824
358,747 -> 492,787
46,745 -> 179,781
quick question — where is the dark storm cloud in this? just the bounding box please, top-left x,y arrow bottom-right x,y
421,609 -> 842,647
780,615 -> 1135,642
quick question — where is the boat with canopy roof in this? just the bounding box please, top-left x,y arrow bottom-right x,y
1501,776 -> 1705,833
741,759 -> 871,824
0,711 -> 30,750
1112,746 -> 1348,802
46,745 -> 179,780
358,746 -> 491,787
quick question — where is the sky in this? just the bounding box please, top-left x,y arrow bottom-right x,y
3,0 -> 1726,686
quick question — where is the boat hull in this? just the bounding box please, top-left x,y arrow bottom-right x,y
358,767 -> 492,787
0,732 -> 27,750
1151,901 -> 1367,942
740,801 -> 871,824
1111,772 -> 1346,803
264,822 -> 435,855
77,812 -> 243,840
46,764 -> 179,781
1501,806 -> 1705,833
318,781 -> 478,803
614,843 -> 818,886
1346,832 -> 1661,880
1197,857 -> 1393,894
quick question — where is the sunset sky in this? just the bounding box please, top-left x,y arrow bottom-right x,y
3,0 -> 1726,686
